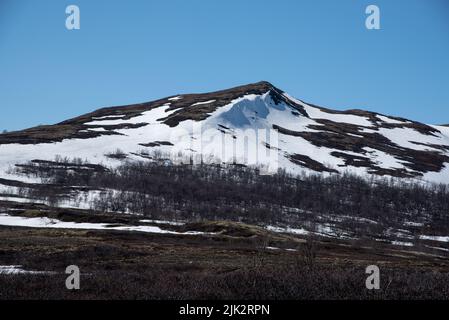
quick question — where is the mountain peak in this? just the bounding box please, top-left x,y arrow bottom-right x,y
247,80 -> 276,90
243,80 -> 283,95
199,80 -> 279,99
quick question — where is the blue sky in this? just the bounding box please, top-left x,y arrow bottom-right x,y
1,0 -> 448,131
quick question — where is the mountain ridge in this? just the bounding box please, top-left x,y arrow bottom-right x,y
1,81 -> 449,183
0,80 -> 439,138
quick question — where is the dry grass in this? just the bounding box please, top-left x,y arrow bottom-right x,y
0,218 -> 448,300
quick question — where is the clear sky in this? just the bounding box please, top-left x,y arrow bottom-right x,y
1,0 -> 448,131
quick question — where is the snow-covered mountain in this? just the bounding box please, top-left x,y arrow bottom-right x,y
1,81 -> 449,184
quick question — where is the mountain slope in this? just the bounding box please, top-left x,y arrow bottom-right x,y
1,81 -> 449,184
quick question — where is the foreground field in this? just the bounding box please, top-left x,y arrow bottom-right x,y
0,203 -> 448,300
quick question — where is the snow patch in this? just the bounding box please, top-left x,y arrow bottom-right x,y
0,265 -> 55,275
191,100 -> 216,106
0,214 -> 209,236
420,235 -> 449,243
391,241 -> 414,247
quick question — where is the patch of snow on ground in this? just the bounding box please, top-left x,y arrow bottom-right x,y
421,164 -> 449,185
266,225 -> 309,235
376,115 -> 407,124
140,219 -> 185,226
0,214 -> 209,236
378,127 -> 449,151
282,93 -> 373,127
391,241 -> 414,247
266,246 -> 297,252
0,196 -> 44,204
425,245 -> 449,253
191,100 -> 216,106
364,147 -> 408,170
404,221 -> 424,227
420,235 -> 449,243
92,115 -> 125,120
267,223 -> 353,239
0,265 -> 55,275
0,184 -> 20,195
87,127 -> 108,132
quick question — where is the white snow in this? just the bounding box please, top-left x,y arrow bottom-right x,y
92,115 -> 125,120
283,93 -> 373,127
267,223 -> 354,240
315,224 -> 353,239
0,265 -> 54,275
377,127 -> 449,151
84,104 -> 171,126
425,245 -> 449,253
266,246 -> 298,252
305,107 -> 372,127
432,125 -> 449,136
376,115 -> 407,124
0,184 -> 20,195
139,219 -> 185,226
191,100 -> 216,106
391,241 -> 414,247
0,213 -> 209,235
419,235 -> 449,243
86,127 -> 108,132
404,221 -> 424,227
364,147 -> 408,170
0,196 -> 42,204
421,164 -> 449,184
266,225 -> 309,236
